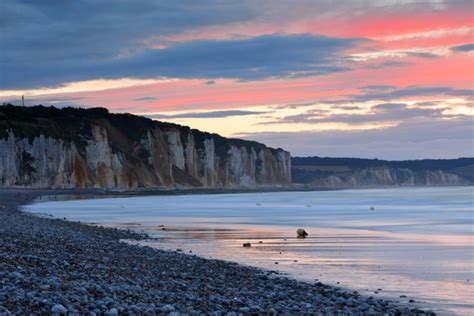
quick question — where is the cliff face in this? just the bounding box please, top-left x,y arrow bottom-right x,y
0,105 -> 291,189
312,167 -> 469,187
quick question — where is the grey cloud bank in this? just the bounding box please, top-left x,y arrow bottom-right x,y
1,0 -> 361,89
1,0 -> 251,88
2,34 -> 359,89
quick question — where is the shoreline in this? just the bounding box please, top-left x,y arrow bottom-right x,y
5,185 -> 472,207
1,190 -> 437,315
2,182 -> 472,197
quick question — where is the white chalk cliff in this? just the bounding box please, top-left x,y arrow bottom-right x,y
0,106 -> 291,189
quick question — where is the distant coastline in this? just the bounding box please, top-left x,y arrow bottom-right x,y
292,156 -> 474,187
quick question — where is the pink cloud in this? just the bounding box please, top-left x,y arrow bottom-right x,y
67,78 -> 356,113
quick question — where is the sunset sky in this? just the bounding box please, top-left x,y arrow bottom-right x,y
1,0 -> 473,159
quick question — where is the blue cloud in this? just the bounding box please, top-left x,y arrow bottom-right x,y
349,86 -> 474,102
147,110 -> 266,119
359,85 -> 397,91
134,97 -> 158,101
0,0 -> 253,89
451,43 -> 474,52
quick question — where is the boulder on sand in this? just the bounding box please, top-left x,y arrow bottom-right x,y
297,228 -> 308,238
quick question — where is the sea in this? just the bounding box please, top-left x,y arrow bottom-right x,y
24,186 -> 474,315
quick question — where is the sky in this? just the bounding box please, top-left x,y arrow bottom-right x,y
1,0 -> 473,159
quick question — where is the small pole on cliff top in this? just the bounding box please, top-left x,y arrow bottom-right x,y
22,95 -> 24,107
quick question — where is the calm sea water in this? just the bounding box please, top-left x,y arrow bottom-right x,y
25,187 -> 474,315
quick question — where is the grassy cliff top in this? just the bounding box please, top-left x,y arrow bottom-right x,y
292,156 -> 474,171
0,104 -> 287,156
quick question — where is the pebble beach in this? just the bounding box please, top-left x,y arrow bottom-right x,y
0,190 -> 436,315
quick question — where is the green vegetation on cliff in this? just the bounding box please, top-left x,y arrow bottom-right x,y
0,104 -> 283,161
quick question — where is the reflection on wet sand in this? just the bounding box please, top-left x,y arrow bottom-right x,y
114,223 -> 473,315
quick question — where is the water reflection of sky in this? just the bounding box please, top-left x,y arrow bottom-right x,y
26,187 -> 474,315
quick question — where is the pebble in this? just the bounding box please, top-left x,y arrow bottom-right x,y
238,307 -> 250,313
51,304 -> 67,314
9,272 -> 23,279
162,304 -> 175,312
